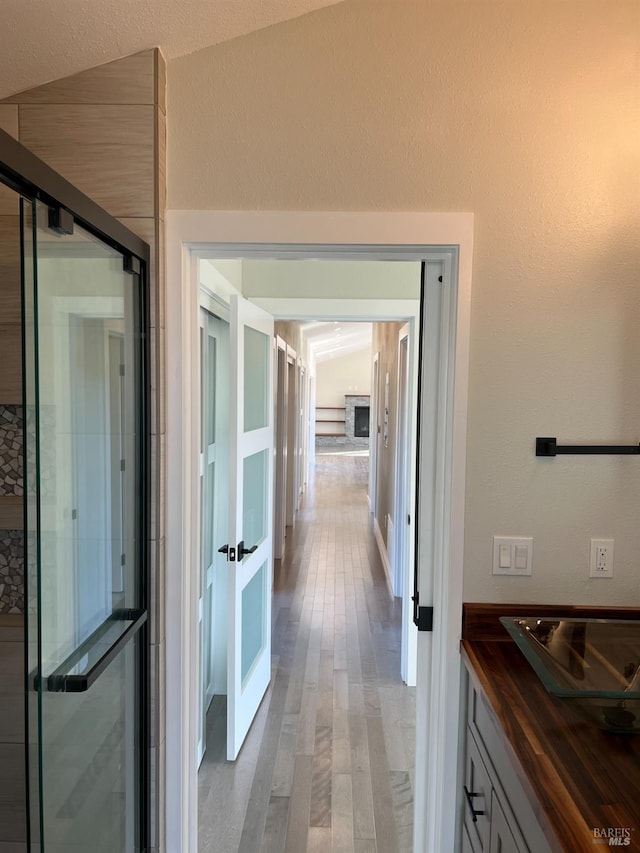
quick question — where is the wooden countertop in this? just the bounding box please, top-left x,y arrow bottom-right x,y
462,604 -> 640,853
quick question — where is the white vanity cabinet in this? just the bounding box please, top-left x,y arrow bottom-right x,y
461,663 -> 554,853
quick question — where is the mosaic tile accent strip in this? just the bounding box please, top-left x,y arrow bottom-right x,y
0,405 -> 23,496
0,529 -> 24,614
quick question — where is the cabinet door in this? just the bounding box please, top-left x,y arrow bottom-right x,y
464,730 -> 492,851
462,823 -> 476,853
490,792 -> 522,853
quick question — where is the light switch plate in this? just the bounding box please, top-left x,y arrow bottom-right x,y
493,537 -> 533,576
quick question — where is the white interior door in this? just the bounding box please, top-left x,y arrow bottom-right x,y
285,348 -> 297,528
273,338 -> 287,560
226,294 -> 274,760
198,309 -> 230,765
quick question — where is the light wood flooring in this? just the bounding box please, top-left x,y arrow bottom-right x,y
198,451 -> 416,853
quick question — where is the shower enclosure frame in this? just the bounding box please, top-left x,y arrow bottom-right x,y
0,127 -> 151,852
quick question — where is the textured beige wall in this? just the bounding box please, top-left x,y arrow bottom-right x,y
168,1 -> 640,606
316,347 -> 372,407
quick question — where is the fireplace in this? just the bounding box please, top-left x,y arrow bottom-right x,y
343,394 -> 370,443
354,406 -> 370,437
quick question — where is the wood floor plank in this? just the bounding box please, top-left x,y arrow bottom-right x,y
284,754 -> 312,853
309,725 -> 332,827
332,773 -> 355,852
332,708 -> 351,775
260,795 -> 289,853
295,687 -> 318,757
379,687 -> 411,773
390,770 -> 414,853
367,715 -> 399,853
352,769 -> 376,843
307,826 -> 332,852
270,713 -> 298,797
354,840 -> 377,853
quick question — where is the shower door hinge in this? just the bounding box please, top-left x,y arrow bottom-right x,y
48,206 -> 74,236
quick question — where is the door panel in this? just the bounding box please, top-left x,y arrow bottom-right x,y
23,199 -> 146,852
227,295 -> 274,760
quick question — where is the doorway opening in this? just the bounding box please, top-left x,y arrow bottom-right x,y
165,210 -> 473,853
196,278 -> 420,848
192,256 -> 423,853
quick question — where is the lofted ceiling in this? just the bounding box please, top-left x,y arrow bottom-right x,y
0,0 -> 343,99
303,322 -> 372,363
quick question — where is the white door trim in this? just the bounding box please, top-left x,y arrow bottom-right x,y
165,210 -> 473,853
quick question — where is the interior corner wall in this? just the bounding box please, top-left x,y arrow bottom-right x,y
167,1 -> 640,607
2,50 -> 167,853
274,320 -> 305,358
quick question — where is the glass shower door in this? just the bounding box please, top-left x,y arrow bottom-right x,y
22,200 -> 147,852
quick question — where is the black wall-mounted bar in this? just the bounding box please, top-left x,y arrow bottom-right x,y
536,437 -> 640,457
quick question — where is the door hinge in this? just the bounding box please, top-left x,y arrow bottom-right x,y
119,363 -> 125,377
48,206 -> 74,236
412,596 -> 434,632
123,254 -> 141,276
407,514 -> 411,525
71,508 -> 77,520
120,459 -> 126,472
121,553 -> 126,567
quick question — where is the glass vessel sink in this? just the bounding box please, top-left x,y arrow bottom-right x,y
500,617 -> 640,734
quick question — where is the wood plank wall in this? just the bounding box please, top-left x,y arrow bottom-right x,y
0,107 -> 22,411
1,50 -> 167,853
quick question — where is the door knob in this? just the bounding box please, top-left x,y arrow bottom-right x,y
238,540 -> 258,557
218,545 -> 229,554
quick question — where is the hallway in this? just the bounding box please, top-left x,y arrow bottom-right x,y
198,451 -> 416,853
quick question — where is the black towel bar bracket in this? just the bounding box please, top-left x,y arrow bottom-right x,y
536,437 -> 640,457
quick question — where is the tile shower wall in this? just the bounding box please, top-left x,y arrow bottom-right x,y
0,405 -> 23,614
0,530 -> 23,614
0,405 -> 22,497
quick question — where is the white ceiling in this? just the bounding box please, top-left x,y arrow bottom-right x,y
0,0 -> 343,99
303,322 -> 372,363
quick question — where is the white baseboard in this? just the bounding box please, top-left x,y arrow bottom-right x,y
373,516 -> 394,595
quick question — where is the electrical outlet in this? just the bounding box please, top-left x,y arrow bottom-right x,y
589,538 -> 614,578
